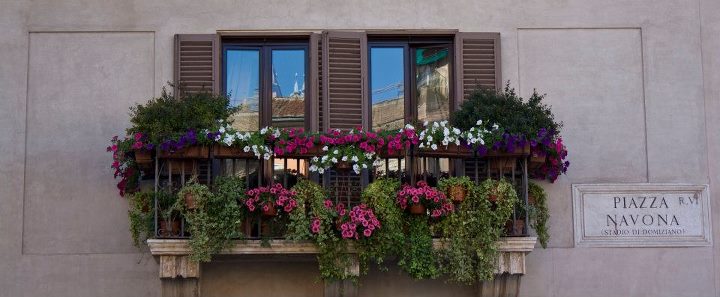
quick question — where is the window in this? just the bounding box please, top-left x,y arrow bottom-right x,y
223,40 -> 308,131
369,38 -> 453,130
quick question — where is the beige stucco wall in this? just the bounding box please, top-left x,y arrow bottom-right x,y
1,0 -> 718,296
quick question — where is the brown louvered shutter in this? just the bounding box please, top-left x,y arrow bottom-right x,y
454,32 -> 501,106
321,31 -> 368,131
174,34 -> 220,95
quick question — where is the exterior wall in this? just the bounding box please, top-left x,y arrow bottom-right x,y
0,1 -> 717,296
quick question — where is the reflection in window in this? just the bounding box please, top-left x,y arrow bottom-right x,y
226,49 -> 260,131
271,49 -> 306,128
416,47 -> 450,123
370,47 -> 405,130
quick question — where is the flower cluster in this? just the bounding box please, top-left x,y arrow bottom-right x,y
396,181 -> 454,218
384,124 -> 419,155
530,128 -> 569,182
107,134 -> 144,196
309,128 -> 384,174
243,184 -> 298,214
462,119 -> 501,150
273,128 -> 317,156
335,203 -> 381,239
418,120 -> 462,150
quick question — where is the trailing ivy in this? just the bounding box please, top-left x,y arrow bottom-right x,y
398,215 -> 441,279
438,179 -> 517,283
528,182 -> 550,248
357,178 -> 403,272
178,178 -> 243,262
128,191 -> 154,247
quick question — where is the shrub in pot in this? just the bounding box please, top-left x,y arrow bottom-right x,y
438,176 -> 475,203
157,189 -> 181,237
177,178 -> 212,211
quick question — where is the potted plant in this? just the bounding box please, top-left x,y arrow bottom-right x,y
398,215 -> 440,279
128,191 -> 154,247
528,182 -> 550,248
357,178 -> 404,271
437,179 -> 518,283
396,181 -> 454,217
177,178 -> 212,211
243,183 -> 299,217
438,176 -> 475,203
416,120 -> 473,158
157,189 -> 181,237
179,175 -> 244,262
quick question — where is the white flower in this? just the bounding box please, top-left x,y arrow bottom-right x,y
419,143 -> 425,148
443,128 -> 450,136
423,121 -> 429,127
312,156 -> 319,162
351,156 -> 359,162
455,140 -> 460,146
453,128 -> 461,135
404,124 -> 415,130
492,124 -> 499,130
333,150 -> 339,155
341,156 -> 348,161
361,163 -> 367,169
318,168 -> 325,174
431,144 -> 438,150
263,153 -> 271,160
309,165 -> 318,172
260,127 -> 268,134
442,140 -> 449,146
322,146 -> 328,151
331,157 -> 338,163
223,137 -> 233,146
427,135 -> 433,142
273,129 -> 281,138
433,122 -> 439,128
219,127 -> 226,133
353,164 -> 360,174
243,146 -> 251,152
476,119 -> 483,126
321,156 -> 328,161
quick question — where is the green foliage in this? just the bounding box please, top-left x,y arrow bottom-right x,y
157,189 -> 178,221
398,216 -> 440,279
286,179 -> 321,241
437,176 -> 475,197
127,86 -> 237,144
528,182 -> 550,248
128,191 -> 154,247
438,179 -> 517,283
178,178 -> 243,262
358,178 -> 403,272
451,83 -> 562,137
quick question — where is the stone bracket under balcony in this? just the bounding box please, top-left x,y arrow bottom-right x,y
147,236 -> 537,297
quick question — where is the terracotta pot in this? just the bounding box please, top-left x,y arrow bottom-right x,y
528,195 -> 537,205
262,205 -> 277,217
184,192 -> 197,210
488,193 -> 499,203
504,219 -> 526,236
159,219 -> 181,237
409,204 -> 426,215
449,184 -> 467,203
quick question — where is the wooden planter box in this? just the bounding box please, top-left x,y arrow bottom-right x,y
416,144 -> 474,158
277,145 -> 323,159
212,145 -> 256,159
485,144 -> 531,158
159,146 -> 210,159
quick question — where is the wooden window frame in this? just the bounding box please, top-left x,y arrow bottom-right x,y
222,38 -> 311,130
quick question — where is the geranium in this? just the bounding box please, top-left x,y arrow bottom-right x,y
243,183 -> 299,214
396,181 -> 454,218
334,203 -> 381,239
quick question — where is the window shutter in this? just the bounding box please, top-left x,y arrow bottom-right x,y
321,31 -> 368,131
454,32 -> 501,105
174,34 -> 220,95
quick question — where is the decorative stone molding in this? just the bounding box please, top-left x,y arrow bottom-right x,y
147,237 -> 536,297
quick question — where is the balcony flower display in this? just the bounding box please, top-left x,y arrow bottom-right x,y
417,120 -> 463,150
272,127 -> 319,157
396,181 -> 454,218
309,128 -> 385,174
243,183 -> 298,216
334,203 -> 381,239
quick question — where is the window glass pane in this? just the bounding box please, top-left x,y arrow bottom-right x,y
271,49 -> 306,128
415,47 -> 450,123
371,47 -> 405,130
226,49 -> 260,131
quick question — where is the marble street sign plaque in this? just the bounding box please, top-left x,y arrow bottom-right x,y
573,184 -> 711,247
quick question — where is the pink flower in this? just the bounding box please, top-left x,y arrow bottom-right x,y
363,229 -> 372,237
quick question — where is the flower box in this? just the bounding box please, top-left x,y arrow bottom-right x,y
158,145 -> 210,159
278,145 -> 323,159
212,145 -> 255,159
485,144 -> 531,158
416,143 -> 474,158
133,149 -> 153,165
378,148 -> 406,159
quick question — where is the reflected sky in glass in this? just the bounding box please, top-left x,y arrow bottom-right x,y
271,50 -> 306,99
370,47 -> 404,103
225,49 -> 260,111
